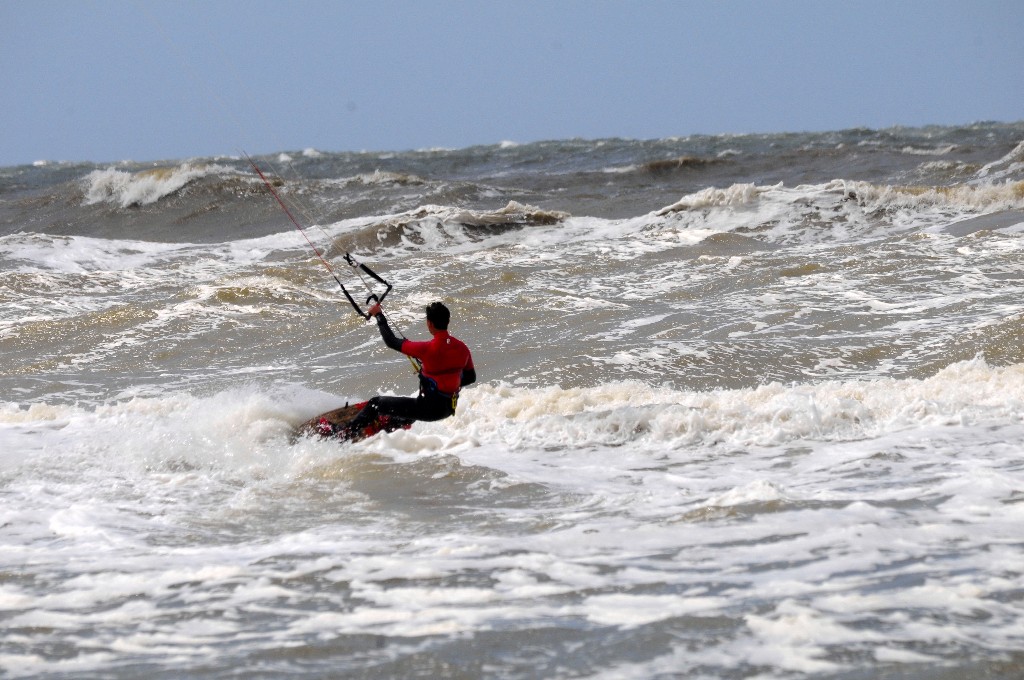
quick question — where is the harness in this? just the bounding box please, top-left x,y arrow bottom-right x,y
418,373 -> 460,413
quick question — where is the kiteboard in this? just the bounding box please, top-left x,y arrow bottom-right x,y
296,401 -> 414,443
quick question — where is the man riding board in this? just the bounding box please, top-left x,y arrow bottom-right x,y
342,300 -> 475,438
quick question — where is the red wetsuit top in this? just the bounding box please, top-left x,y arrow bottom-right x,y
376,315 -> 476,396
401,332 -> 475,395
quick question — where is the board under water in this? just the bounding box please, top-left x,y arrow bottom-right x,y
295,400 -> 414,442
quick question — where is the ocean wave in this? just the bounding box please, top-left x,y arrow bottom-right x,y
843,178 -> 1024,213
655,182 -> 766,213
335,169 -> 425,187
276,149 -> 324,163
0,385 -> 320,479
658,178 -> 1024,216
900,144 -> 957,156
449,357 -> 1024,451
602,154 -> 730,176
0,231 -> 194,274
976,139 -> 1024,181
81,162 -> 241,208
329,201 -> 573,255
4,358 -> 1019,475
641,155 -> 728,174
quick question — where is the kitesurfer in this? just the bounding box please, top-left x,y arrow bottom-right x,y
344,301 -> 475,436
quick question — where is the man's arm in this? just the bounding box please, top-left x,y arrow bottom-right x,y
375,313 -> 405,352
461,351 -> 476,387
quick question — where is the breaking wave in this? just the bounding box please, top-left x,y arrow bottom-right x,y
81,162 -> 242,208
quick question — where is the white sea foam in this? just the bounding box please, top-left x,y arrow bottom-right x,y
0,232 -> 190,274
446,358 -> 1024,452
0,226 -> 308,277
19,356 -> 1010,480
3,357 -> 1018,484
6,358 -> 1022,675
844,178 -> 1024,213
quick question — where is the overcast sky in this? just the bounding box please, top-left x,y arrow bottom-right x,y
2,0 -> 1022,166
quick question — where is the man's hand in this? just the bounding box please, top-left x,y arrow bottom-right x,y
367,302 -> 382,318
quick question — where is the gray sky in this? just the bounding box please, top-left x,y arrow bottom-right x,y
2,0 -> 1022,165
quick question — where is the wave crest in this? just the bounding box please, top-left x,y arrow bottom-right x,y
81,163 -> 238,208
655,178 -> 1024,223
453,357 -> 1024,450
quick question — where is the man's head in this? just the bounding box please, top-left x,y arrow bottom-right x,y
425,301 -> 450,330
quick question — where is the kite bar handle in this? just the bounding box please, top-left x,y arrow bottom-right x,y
340,253 -> 393,318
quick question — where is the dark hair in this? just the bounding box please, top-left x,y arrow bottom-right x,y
425,301 -> 450,330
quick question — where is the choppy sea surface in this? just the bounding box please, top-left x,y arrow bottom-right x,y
2,122 -> 1024,679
